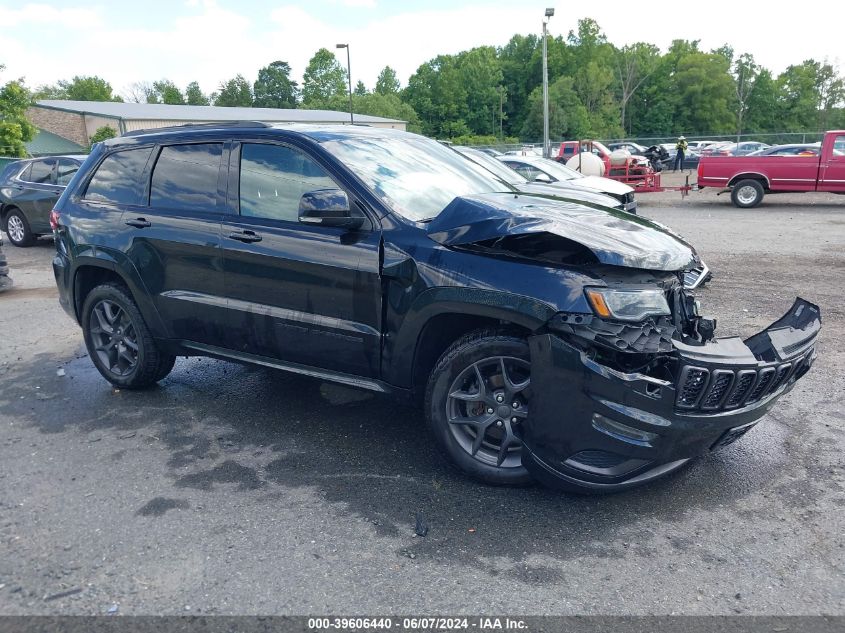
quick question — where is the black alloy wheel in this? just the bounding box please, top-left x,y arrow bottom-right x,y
81,283 -> 176,388
425,330 -> 534,485
89,299 -> 140,377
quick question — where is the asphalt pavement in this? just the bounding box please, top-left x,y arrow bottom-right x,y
0,183 -> 843,615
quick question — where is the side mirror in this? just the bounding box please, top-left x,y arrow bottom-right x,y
533,172 -> 553,184
298,189 -> 363,230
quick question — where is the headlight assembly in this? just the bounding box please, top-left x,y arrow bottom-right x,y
584,287 -> 670,322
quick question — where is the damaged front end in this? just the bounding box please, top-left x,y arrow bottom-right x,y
523,292 -> 821,492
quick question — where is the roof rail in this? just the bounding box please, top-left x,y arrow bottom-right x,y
122,121 -> 273,137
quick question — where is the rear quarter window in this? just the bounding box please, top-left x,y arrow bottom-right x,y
84,147 -> 154,206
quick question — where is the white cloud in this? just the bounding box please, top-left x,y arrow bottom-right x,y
3,1 -> 842,102
0,3 -> 102,28
339,0 -> 377,8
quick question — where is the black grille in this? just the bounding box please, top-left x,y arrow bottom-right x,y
767,363 -> 792,394
677,360 -> 799,413
700,371 -> 733,409
677,367 -> 709,407
724,371 -> 756,408
746,368 -> 776,404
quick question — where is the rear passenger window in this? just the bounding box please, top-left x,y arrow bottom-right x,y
18,163 -> 33,182
85,148 -> 153,206
239,143 -> 336,222
150,143 -> 223,212
29,160 -> 55,184
56,159 -> 79,186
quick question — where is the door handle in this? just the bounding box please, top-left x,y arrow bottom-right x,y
125,218 -> 151,228
227,230 -> 262,243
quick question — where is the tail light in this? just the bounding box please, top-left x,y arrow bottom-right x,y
50,209 -> 61,231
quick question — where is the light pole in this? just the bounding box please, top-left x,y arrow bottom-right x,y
336,43 -> 353,124
542,8 -> 554,158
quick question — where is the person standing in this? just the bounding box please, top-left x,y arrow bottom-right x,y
673,135 -> 688,172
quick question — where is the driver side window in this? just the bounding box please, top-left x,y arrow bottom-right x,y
239,143 -> 337,222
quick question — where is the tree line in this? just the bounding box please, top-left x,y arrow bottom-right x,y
3,17 -> 845,156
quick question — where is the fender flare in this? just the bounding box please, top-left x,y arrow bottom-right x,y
70,249 -> 170,338
383,286 -> 557,388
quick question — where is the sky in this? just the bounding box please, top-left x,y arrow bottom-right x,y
1,0 -> 842,99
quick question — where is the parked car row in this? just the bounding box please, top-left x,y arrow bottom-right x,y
46,123 -> 819,492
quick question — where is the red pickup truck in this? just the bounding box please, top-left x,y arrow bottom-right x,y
697,130 -> 845,207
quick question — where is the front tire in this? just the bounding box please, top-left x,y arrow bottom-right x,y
81,283 -> 176,389
425,330 -> 534,485
730,179 -> 765,208
4,209 -> 34,247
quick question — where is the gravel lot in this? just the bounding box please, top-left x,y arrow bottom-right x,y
1,181 -> 843,615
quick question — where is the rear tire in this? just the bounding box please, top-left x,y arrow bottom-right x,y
81,283 -> 176,389
730,179 -> 765,208
4,209 -> 34,247
425,329 -> 534,486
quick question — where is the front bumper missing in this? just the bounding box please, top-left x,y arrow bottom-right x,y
523,298 -> 821,492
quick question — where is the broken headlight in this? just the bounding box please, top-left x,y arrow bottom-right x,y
585,287 -> 671,322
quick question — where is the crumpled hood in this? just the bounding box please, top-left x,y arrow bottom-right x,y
427,193 -> 698,271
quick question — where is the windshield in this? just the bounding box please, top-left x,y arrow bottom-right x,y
455,147 -> 528,185
528,158 -> 586,181
320,135 -> 511,222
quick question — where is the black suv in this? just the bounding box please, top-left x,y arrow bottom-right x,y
52,123 -> 821,492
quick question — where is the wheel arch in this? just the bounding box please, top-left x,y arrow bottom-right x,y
1,203 -> 21,227
728,172 -> 770,188
384,287 -> 555,395
71,256 -> 169,337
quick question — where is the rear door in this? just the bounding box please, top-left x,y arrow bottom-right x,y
818,133 -> 845,193
219,140 -> 382,377
121,141 -> 228,344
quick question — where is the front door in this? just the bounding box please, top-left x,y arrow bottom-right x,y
220,141 -> 382,377
819,133 -> 845,194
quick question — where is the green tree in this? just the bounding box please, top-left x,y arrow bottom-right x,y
744,69 -> 780,133
733,53 -> 759,136
404,55 -> 469,138
0,68 -> 37,157
615,43 -> 660,134
214,75 -> 253,107
375,66 -> 400,95
672,51 -> 735,134
58,75 -> 121,101
253,61 -> 298,109
152,79 -> 185,105
185,81 -> 210,106
521,76 -> 590,141
89,125 -> 117,149
301,48 -> 347,109
31,83 -> 66,100
345,92 -> 420,132
498,34 -> 540,137
354,80 -> 367,96
456,46 -> 504,136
